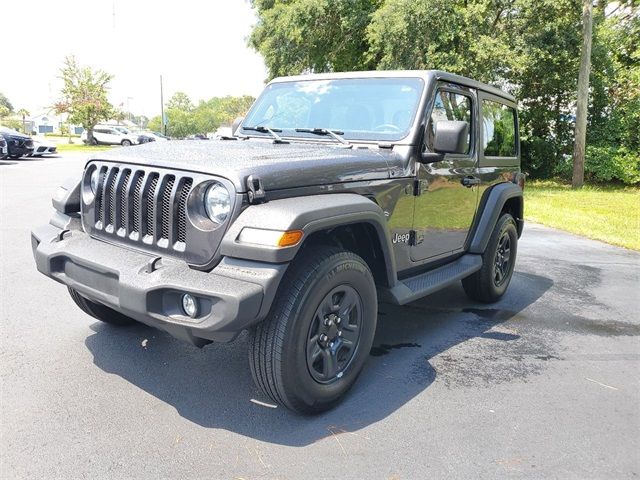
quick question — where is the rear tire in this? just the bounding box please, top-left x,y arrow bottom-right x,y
68,287 -> 134,326
249,246 -> 377,414
462,213 -> 518,303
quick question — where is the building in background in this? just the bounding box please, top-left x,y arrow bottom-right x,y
25,111 -> 84,135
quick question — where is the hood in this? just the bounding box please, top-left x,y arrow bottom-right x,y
90,139 -> 405,192
0,129 -> 29,140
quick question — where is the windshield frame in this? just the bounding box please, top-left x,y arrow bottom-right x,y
240,75 -> 427,145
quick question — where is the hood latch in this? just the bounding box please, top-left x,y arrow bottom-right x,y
246,175 -> 266,204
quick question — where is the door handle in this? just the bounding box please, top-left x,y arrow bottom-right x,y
461,176 -> 481,187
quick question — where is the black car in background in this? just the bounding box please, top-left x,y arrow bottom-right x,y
137,133 -> 156,144
152,131 -> 170,140
138,131 -> 170,144
0,127 -> 34,159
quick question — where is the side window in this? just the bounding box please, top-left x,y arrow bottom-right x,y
426,90 -> 472,153
482,100 -> 516,157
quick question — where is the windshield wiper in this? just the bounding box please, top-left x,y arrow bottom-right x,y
295,128 -> 351,146
242,125 -> 288,144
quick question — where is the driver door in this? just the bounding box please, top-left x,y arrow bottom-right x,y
410,83 -> 480,263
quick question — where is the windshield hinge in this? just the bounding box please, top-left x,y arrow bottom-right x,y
246,175 -> 266,204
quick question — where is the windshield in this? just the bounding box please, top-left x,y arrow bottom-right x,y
242,77 -> 424,142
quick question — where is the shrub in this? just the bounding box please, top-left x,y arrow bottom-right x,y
521,137 -> 558,178
555,145 -> 640,185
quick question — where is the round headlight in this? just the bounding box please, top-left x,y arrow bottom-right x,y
90,169 -> 100,194
204,182 -> 231,223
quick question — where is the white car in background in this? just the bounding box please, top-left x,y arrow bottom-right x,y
30,138 -> 58,157
81,126 -> 139,146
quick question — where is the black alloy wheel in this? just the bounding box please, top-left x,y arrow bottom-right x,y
306,285 -> 363,384
493,230 -> 512,287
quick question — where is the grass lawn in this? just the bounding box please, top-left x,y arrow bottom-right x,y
56,144 -> 115,153
524,180 -> 640,250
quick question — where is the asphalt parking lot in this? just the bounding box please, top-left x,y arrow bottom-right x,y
1,152 -> 639,479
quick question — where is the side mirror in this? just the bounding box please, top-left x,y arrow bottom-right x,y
420,120 -> 469,163
232,116 -> 244,136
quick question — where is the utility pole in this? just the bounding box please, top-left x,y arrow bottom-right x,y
160,75 -> 166,136
126,96 -> 132,122
571,0 -> 594,189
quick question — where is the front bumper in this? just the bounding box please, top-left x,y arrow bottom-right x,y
31,217 -> 287,345
33,146 -> 57,156
9,145 -> 34,157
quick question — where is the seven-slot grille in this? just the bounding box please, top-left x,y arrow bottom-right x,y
90,165 -> 193,251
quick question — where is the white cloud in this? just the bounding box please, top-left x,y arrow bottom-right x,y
1,0 -> 267,117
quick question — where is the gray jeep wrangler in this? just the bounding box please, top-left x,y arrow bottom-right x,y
32,70 -> 524,414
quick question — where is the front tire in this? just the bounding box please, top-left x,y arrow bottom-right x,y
121,139 -> 132,146
68,287 -> 134,326
462,213 -> 518,303
249,246 -> 377,414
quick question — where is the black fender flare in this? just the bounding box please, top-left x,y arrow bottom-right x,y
220,193 -> 398,286
52,176 -> 81,214
468,182 -> 523,254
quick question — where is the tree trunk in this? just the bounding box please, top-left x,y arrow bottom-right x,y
571,0 -> 594,189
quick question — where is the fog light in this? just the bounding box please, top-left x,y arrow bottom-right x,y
182,293 -> 198,318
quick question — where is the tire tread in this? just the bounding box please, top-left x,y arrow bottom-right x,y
249,246 -> 364,413
462,213 -> 517,303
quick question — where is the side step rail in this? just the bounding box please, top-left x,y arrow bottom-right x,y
379,254 -> 482,305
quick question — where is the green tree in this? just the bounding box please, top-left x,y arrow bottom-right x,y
0,92 -> 13,114
54,56 -> 114,144
591,4 -> 639,184
149,95 -> 255,138
131,114 -> 149,129
166,92 -> 194,111
16,108 -> 30,133
508,0 -> 583,178
249,0 -> 379,79
249,0 -> 640,184
113,109 -> 126,124
366,0 -> 514,82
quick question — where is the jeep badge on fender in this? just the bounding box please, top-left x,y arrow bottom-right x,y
32,70 -> 524,414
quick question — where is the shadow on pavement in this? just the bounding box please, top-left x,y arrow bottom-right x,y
14,157 -> 44,162
85,270 -> 553,446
